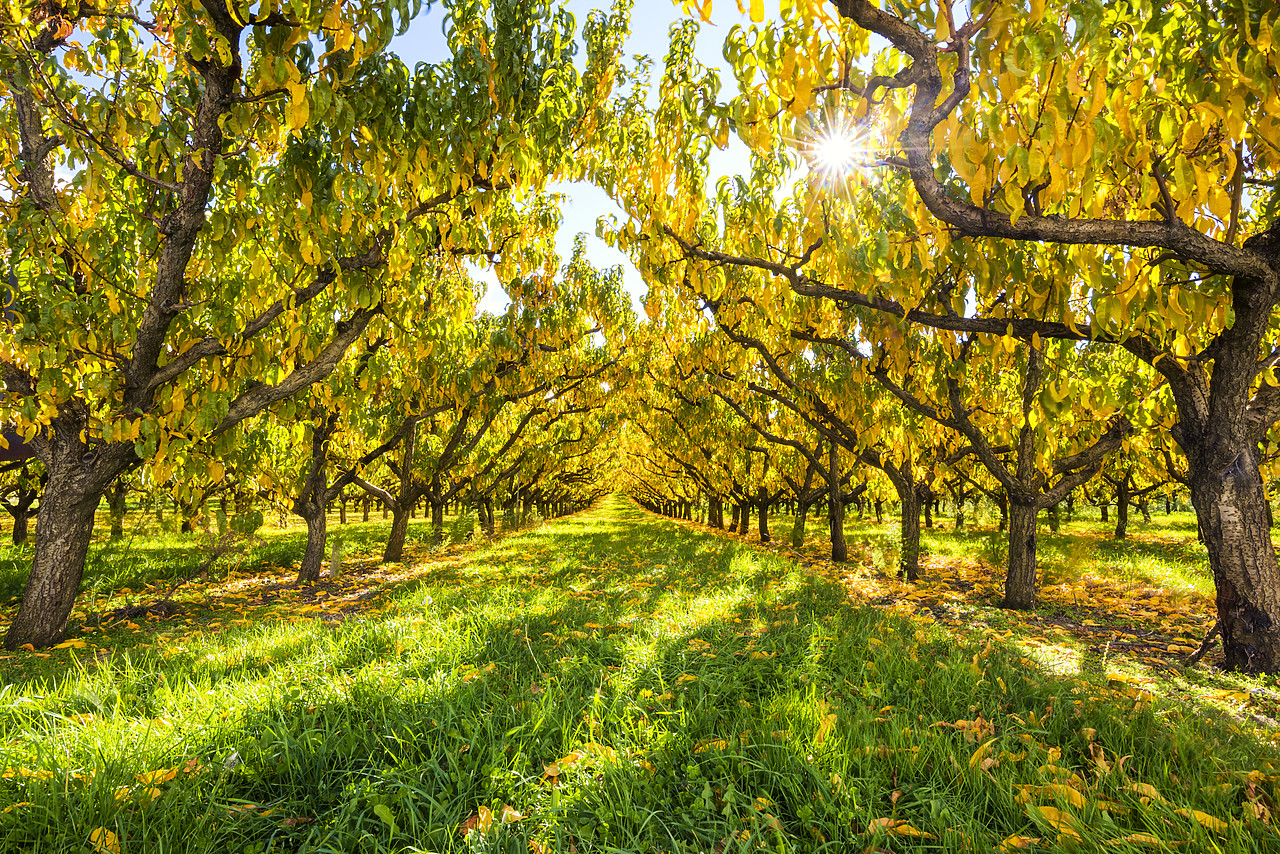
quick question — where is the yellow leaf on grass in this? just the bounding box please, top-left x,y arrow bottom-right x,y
1017,784 -> 1088,810
88,827 -> 120,854
137,767 -> 179,786
543,751 -> 584,778
1126,782 -> 1167,803
53,639 -> 88,649
1029,805 -> 1082,841
970,737 -> 997,769
998,835 -> 1040,851
814,714 -> 837,744
1106,833 -> 1167,847
866,818 -> 936,839
1175,808 -> 1230,835
891,822 -> 935,838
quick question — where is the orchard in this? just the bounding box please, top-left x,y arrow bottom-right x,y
1,1 -> 1279,851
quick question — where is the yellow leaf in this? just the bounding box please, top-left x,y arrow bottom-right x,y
814,714 -> 837,744
1126,782 -> 1166,803
891,822 -> 935,839
1029,805 -> 1082,841
970,737 -> 997,769
136,767 -> 179,786
998,835 -> 1040,851
1175,808 -> 1230,835
1106,833 -> 1167,847
867,818 -> 935,839
53,639 -> 88,650
88,827 -> 120,854
749,0 -> 763,22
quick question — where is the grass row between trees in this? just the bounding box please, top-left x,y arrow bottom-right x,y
0,495 -> 1275,852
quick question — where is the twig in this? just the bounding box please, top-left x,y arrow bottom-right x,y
1182,620 -> 1221,665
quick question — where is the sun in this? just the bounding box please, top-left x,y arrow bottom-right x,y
803,119 -> 868,187
812,127 -> 859,175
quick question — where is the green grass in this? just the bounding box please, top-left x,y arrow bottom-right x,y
0,496 -> 1276,852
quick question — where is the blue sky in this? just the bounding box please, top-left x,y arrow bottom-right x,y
389,1 -> 774,317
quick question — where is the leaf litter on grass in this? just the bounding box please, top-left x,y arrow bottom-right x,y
0,497 -> 1276,852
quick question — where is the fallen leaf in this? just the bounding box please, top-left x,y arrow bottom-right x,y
1175,808 -> 1230,835
997,835 -> 1040,851
814,714 -> 837,744
88,827 -> 120,854
1106,833 -> 1167,847
1028,805 -> 1082,841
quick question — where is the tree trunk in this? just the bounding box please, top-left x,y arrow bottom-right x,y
296,502 -> 327,584
899,486 -> 922,581
875,498 -> 883,524
1004,501 -> 1038,609
430,496 -> 445,543
829,442 -> 847,563
791,499 -> 809,548
1100,503 -> 1109,522
923,496 -> 932,530
339,495 -> 346,525
383,507 -> 410,563
382,418 -> 418,563
107,483 -> 126,540
12,511 -> 30,546
757,487 -> 770,543
363,495 -> 370,522
1114,475 -> 1130,540
4,477 -> 101,649
1188,445 -> 1280,672
997,493 -> 1008,532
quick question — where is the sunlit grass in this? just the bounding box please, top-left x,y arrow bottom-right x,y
0,497 -> 1274,852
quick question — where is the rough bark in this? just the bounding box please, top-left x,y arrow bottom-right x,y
1004,501 -> 1039,609
4,463 -> 106,648
829,441 -> 847,563
384,508 -> 411,563
1114,474 -> 1130,541
296,503 -> 327,584
899,485 -> 922,582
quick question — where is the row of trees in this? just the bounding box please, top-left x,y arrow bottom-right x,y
0,0 -> 633,648
597,0 -> 1280,672
6,0 -> 1280,677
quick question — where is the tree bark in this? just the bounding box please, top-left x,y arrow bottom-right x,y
430,496 -> 445,543
1188,445 -> 1280,672
828,441 -> 847,562
1114,474 -> 1130,540
106,483 -> 127,540
1004,500 -> 1038,609
757,486 -> 770,542
296,502 -> 327,583
4,473 -> 102,648
12,511 -> 30,546
384,507 -> 410,562
791,499 -> 809,547
899,485 -> 922,581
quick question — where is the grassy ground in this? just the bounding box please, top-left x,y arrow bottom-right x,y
0,496 -> 1277,852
